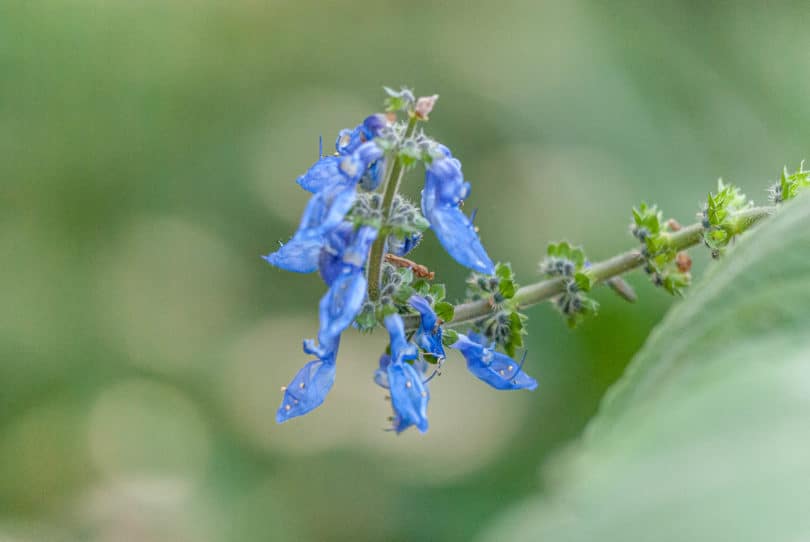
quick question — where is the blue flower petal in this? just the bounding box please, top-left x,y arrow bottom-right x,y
427,205 -> 495,274
318,223 -> 354,285
451,333 -> 538,391
384,314 -> 418,364
360,157 -> 386,191
408,295 -> 445,360
422,155 -> 495,275
276,358 -> 337,423
263,192 -> 330,273
261,235 -> 322,273
374,353 -> 391,388
319,271 -> 368,344
386,232 -> 422,257
296,156 -> 343,193
387,359 -> 429,433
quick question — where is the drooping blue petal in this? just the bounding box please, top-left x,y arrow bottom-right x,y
387,360 -> 429,433
408,295 -> 445,360
318,271 -> 368,344
451,333 -> 538,391
276,359 -> 337,423
422,155 -> 495,275
427,205 -> 494,274
318,223 -> 354,286
342,225 -> 377,269
296,156 -> 343,193
319,224 -> 377,285
374,353 -> 391,389
384,313 -> 418,364
382,314 -> 428,434
263,192 -> 330,273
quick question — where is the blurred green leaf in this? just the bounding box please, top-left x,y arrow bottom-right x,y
481,195 -> 810,542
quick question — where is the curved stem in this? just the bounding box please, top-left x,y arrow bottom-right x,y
404,205 -> 774,330
367,115 -> 419,301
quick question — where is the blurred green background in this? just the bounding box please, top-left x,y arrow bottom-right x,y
1,1 -> 807,540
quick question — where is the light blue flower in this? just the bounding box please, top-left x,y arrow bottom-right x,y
422,152 -> 495,275
296,156 -> 343,193
408,295 -> 445,361
382,314 -> 429,433
263,181 -> 357,273
317,224 -> 377,343
451,332 -> 538,391
335,114 -> 387,155
276,342 -> 338,423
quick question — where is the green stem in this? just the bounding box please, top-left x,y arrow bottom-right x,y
404,205 -> 774,330
367,114 -> 420,301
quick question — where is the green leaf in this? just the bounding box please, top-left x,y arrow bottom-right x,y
480,195 -> 810,542
429,283 -> 446,302
433,301 -> 454,323
441,328 -> 459,347
392,284 -> 416,305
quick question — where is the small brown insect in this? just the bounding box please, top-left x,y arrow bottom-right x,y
384,254 -> 435,280
666,218 -> 682,232
675,251 -> 692,273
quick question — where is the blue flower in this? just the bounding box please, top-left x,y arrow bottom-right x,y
263,179 -> 358,273
422,152 -> 495,275
408,295 -> 445,361
386,232 -> 422,256
317,225 -> 377,342
335,114 -> 387,155
296,156 -> 343,193
382,314 -> 429,433
276,342 -> 338,423
451,333 -> 538,391
297,139 -> 384,194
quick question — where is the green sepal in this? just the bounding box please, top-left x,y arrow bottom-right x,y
574,271 -> 593,292
441,328 -> 459,347
354,303 -> 378,332
434,301 -> 455,323
566,296 -> 600,329
429,283 -> 446,302
393,284 -> 417,305
632,203 -> 663,236
504,311 -> 528,357
495,262 -> 518,299
662,271 -> 691,296
546,242 -> 586,269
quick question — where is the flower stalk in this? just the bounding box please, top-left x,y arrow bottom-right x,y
366,113 -> 420,301
404,205 -> 774,330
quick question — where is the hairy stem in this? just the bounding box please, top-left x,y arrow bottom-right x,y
404,205 -> 774,330
367,114 -> 419,301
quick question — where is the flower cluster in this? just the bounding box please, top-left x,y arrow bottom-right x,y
264,90 -> 537,432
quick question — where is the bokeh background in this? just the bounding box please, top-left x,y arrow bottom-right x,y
2,2 -> 808,540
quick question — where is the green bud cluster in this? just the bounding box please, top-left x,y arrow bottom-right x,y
465,262 -> 527,356
539,242 -> 599,327
700,179 -> 753,257
631,203 -> 691,295
768,162 -> 810,204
